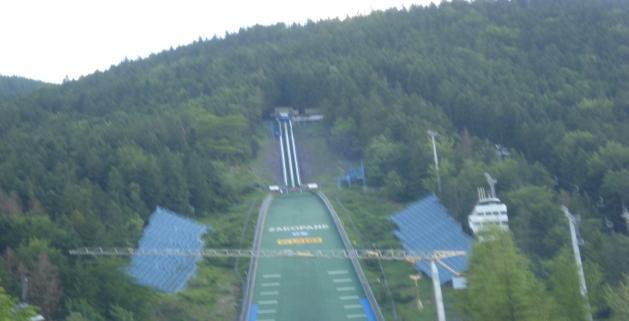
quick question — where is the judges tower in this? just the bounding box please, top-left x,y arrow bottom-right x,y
468,173 -> 509,234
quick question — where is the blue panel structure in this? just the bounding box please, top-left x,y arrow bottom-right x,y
127,207 -> 209,292
360,298 -> 377,321
248,304 -> 258,321
337,161 -> 366,187
271,121 -> 280,138
391,194 -> 472,284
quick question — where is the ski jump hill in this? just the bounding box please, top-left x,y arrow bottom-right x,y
240,113 -> 383,321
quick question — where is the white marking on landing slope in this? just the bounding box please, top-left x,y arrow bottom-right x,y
340,295 -> 359,300
258,309 -> 277,314
261,282 -> 280,287
344,304 -> 362,309
259,300 -> 278,305
347,313 -> 366,319
333,278 -> 351,283
327,270 -> 348,275
336,287 -> 355,291
260,291 -> 279,295
263,273 -> 281,278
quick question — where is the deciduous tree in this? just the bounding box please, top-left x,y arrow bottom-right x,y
461,229 -> 552,321
605,274 -> 629,321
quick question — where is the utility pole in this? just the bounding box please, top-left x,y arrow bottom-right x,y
430,259 -> 446,321
21,276 -> 28,302
561,206 -> 593,321
361,160 -> 367,191
622,205 -> 629,232
427,130 -> 441,194
403,251 -> 464,321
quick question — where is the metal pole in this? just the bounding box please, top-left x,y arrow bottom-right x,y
622,206 -> 629,232
361,160 -> 367,191
431,259 -> 446,321
428,130 -> 441,194
561,206 -> 593,321
21,276 -> 28,302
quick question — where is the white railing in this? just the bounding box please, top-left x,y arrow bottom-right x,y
278,121 -> 288,186
283,121 -> 295,187
240,194 -> 273,321
288,119 -> 301,186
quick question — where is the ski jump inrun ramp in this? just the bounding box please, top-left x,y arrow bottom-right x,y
241,117 -> 384,321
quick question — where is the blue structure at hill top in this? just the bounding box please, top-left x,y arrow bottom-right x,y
391,194 -> 472,284
128,207 -> 209,292
337,161 -> 366,187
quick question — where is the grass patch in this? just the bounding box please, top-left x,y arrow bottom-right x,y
150,262 -> 240,321
251,121 -> 282,185
292,121 -> 346,188
148,178 -> 267,320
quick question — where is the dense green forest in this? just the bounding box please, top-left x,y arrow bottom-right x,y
0,76 -> 49,101
1,0 -> 629,320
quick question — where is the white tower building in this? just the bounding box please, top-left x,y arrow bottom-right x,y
468,173 -> 509,234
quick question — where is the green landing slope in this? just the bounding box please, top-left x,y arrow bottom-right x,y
249,193 -> 375,321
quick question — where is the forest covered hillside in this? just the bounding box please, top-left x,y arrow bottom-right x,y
1,0 -> 629,320
0,75 -> 49,101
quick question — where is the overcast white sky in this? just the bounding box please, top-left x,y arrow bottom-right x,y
0,0 -> 439,84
